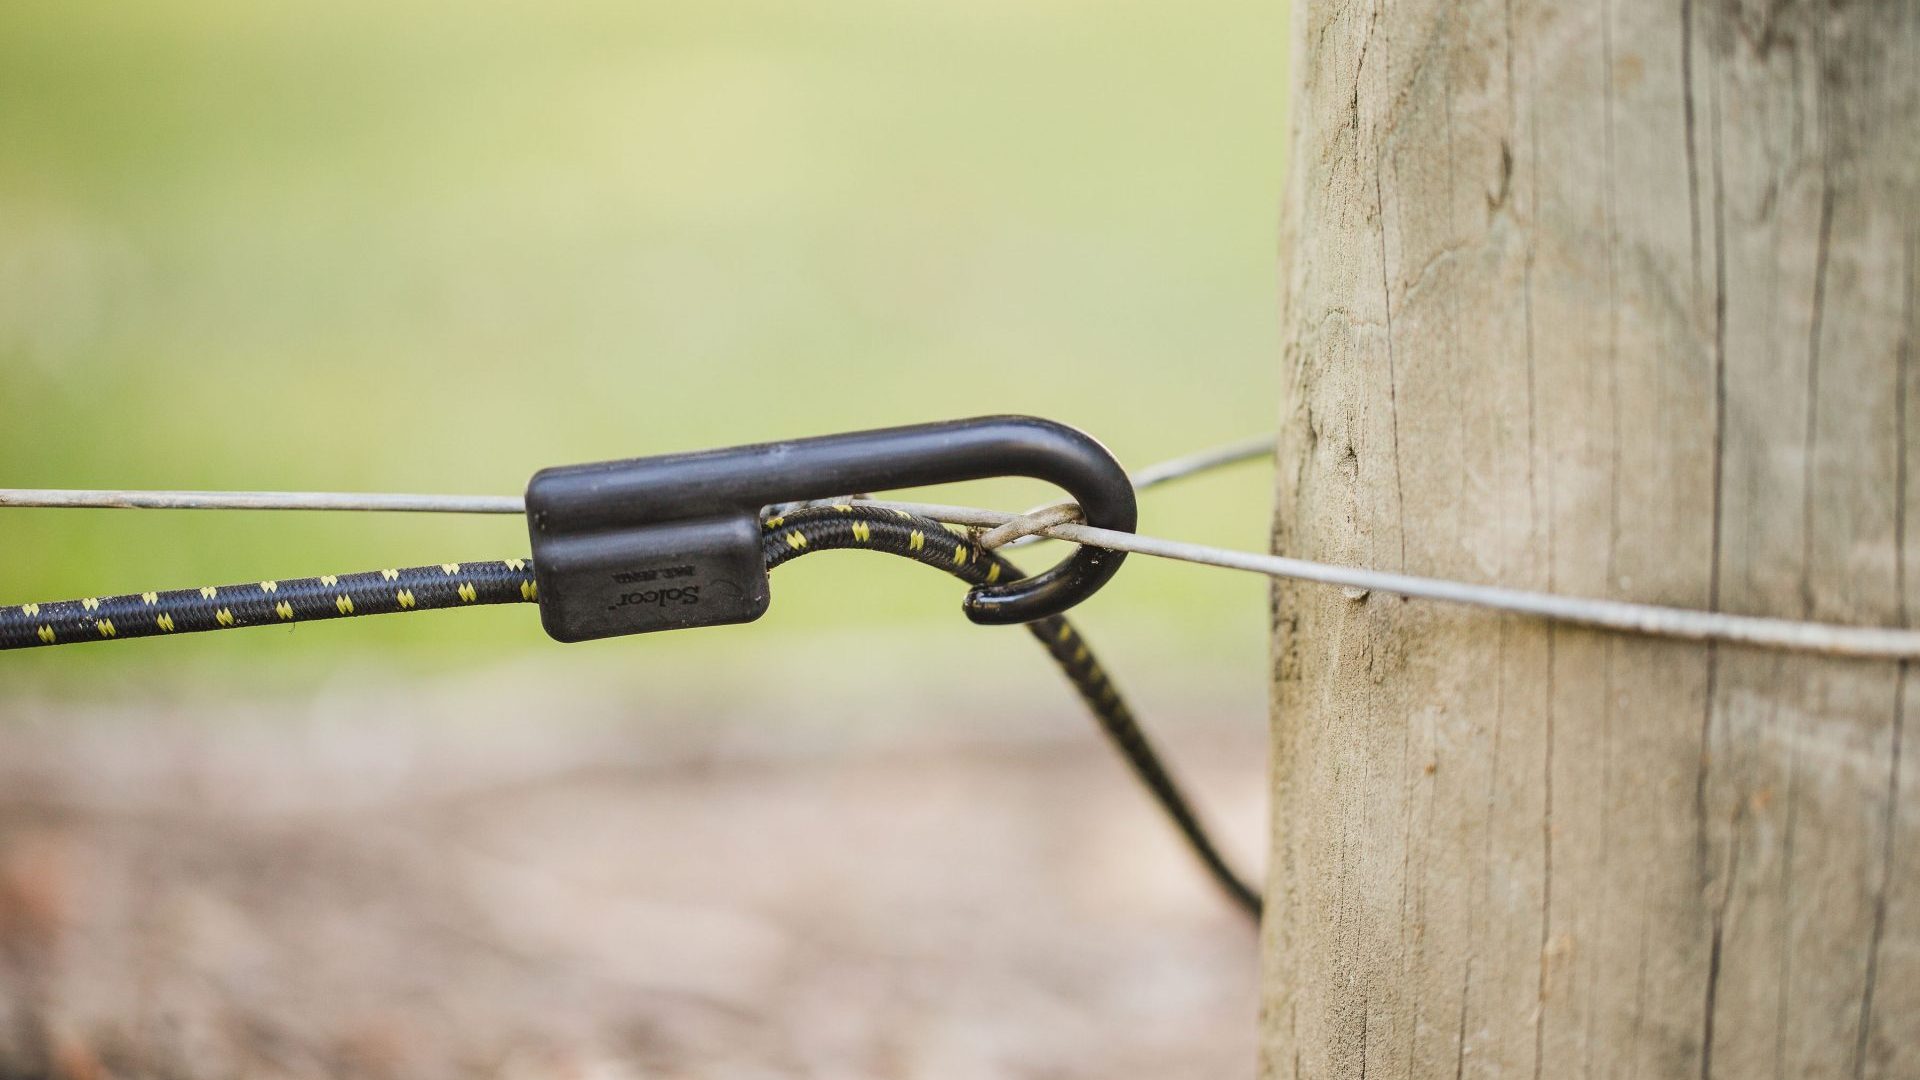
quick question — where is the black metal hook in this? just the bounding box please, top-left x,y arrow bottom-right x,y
524,416 -> 1137,642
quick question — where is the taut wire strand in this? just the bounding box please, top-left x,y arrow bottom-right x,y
7,435 -> 1919,660
0,489 -> 525,514
1130,434 -> 1276,491
853,499 -> 1920,661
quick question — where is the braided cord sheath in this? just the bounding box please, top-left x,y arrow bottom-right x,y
0,560 -> 535,650
763,505 -> 1262,919
0,511 -> 1259,919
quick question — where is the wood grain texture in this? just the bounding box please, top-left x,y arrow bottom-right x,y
1263,0 -> 1917,1074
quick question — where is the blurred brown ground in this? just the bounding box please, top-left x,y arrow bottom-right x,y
0,668 -> 1263,1079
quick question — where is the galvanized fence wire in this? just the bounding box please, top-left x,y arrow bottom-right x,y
0,488 -> 524,514
7,434 -> 1919,660
856,498 -> 1920,660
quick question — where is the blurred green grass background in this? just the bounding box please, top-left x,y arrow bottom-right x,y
0,0 -> 1286,695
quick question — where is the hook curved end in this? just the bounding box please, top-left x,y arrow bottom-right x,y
953,419 -> 1136,624
961,544 -> 1132,625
